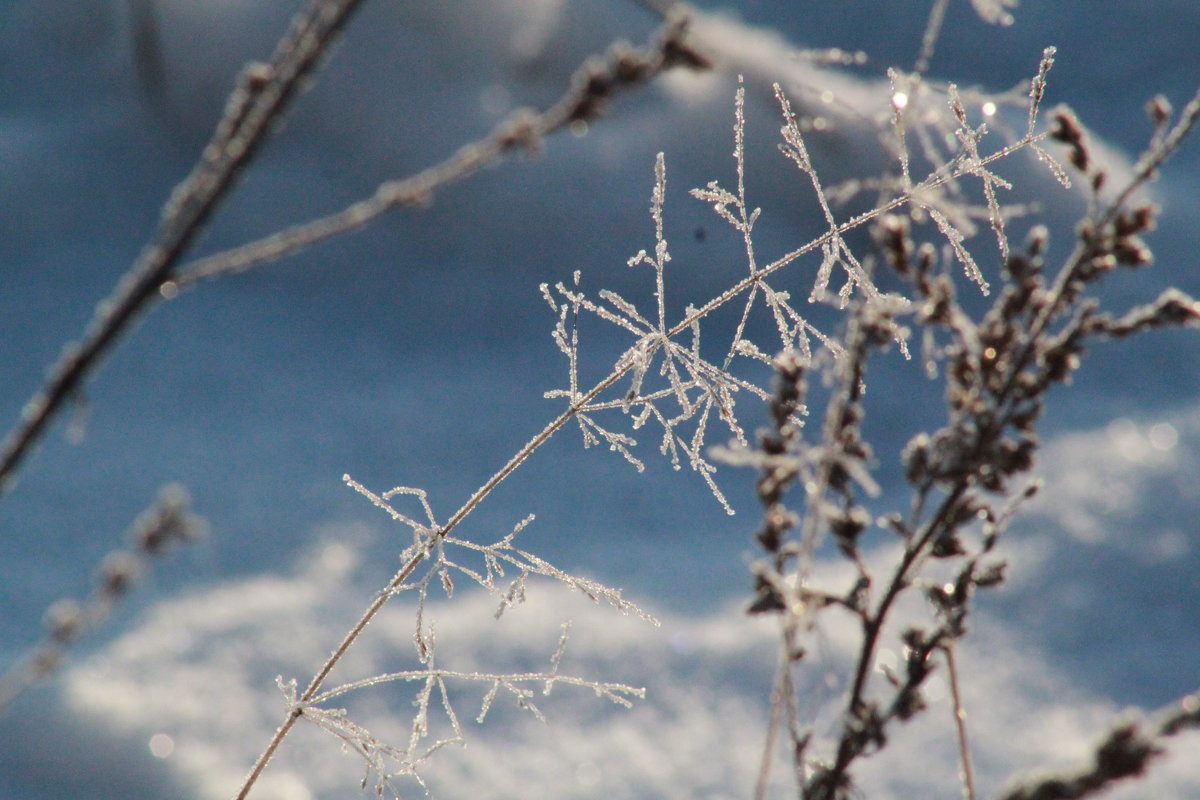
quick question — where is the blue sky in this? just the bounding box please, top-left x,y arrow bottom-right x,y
2,1 -> 1199,797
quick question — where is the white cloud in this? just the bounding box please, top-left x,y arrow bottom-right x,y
1024,407 -> 1199,551
61,453 -> 1200,800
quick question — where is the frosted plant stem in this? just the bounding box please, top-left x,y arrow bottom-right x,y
230,37 -> 709,787
675,129 -> 1051,343
913,0 -> 950,76
234,365 -> 634,799
442,370 -> 631,534
233,711 -> 302,800
234,538 -> 434,799
804,484 -> 969,797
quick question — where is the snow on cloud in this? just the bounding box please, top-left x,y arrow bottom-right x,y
59,399 -> 1200,800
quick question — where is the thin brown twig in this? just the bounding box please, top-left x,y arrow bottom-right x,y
944,645 -> 977,800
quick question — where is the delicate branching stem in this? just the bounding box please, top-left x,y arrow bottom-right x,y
813,484 -> 968,792
220,19 -> 722,800
443,371 -> 631,536
234,365 -> 634,798
676,128 -> 1053,344
310,668 -> 642,706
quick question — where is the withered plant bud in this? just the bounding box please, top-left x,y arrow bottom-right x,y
876,214 -> 913,276
1147,94 -> 1172,127
1113,236 -> 1152,267
1115,202 -> 1158,236
43,599 -> 84,642
98,551 -> 143,599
